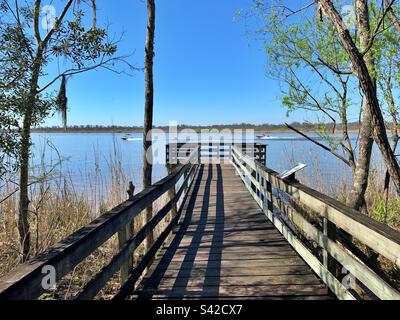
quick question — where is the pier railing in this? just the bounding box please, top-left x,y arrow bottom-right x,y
0,148 -> 200,300
231,145 -> 400,300
2,141 -> 400,300
166,142 -> 266,165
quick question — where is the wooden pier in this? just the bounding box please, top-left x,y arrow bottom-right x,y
1,143 -> 400,300
134,164 -> 330,299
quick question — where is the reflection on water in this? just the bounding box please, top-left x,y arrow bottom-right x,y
30,132 -> 384,197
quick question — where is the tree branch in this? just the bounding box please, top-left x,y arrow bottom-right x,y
42,0 -> 75,47
34,0 -> 42,45
285,123 -> 351,166
362,0 -> 396,56
37,55 -> 138,93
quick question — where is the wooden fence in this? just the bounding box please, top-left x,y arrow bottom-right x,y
166,142 -> 266,165
2,142 -> 400,300
231,145 -> 400,300
0,148 -> 200,300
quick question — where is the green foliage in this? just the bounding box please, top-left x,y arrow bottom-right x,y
240,0 -> 400,169
0,1 -> 120,177
245,0 -> 354,121
51,11 -> 117,68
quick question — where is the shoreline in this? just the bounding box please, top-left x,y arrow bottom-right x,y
31,129 -> 361,134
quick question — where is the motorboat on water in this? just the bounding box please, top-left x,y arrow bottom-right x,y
121,135 -> 137,141
256,134 -> 273,140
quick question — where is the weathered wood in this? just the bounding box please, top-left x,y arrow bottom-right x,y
135,284 -> 328,299
118,182 -> 136,284
3,143 -> 400,301
166,165 -> 178,224
143,265 -> 313,278
118,224 -> 133,284
232,146 -> 400,269
134,164 -> 331,300
75,164 -> 198,300
231,145 -> 400,300
112,163 -> 199,300
143,274 -> 323,288
0,152 -> 198,300
166,142 -> 266,165
231,148 -> 355,299
280,200 -> 400,300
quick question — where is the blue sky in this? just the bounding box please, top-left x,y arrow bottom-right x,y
43,0 -> 318,127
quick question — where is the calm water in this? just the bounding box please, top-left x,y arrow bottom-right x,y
30,132 -> 384,195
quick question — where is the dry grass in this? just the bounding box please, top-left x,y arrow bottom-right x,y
1,140 -> 399,299
0,138 -> 172,300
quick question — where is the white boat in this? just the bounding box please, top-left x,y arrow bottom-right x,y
256,134 -> 276,140
121,136 -> 139,141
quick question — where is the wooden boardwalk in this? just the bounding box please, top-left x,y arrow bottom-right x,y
2,145 -> 399,300
134,164 -> 332,300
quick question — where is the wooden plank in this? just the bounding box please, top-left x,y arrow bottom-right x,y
135,284 -> 328,298
234,146 -> 400,269
133,164 -> 332,300
155,251 -> 299,261
233,146 -> 400,299
162,241 -> 293,252
75,164 -> 199,300
283,201 -> 400,300
0,163 -> 194,300
158,245 -> 296,256
152,258 -> 308,271
141,274 -> 324,289
144,265 -> 314,278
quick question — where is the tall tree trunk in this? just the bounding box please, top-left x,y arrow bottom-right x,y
383,85 -> 399,197
317,0 -> 400,195
18,58 -> 41,262
346,0 -> 374,213
18,117 -> 31,262
142,0 -> 156,251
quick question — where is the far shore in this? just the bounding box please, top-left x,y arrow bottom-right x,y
31,128 -> 361,134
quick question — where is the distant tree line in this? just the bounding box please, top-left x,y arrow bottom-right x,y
31,121 -> 372,132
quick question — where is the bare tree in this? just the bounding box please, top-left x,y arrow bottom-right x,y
142,0 -> 156,251
316,0 -> 400,195
346,0 -> 375,213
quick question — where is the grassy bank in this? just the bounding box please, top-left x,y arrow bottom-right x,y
0,147 -> 399,298
0,141 -> 172,299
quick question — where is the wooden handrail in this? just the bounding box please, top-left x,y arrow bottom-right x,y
0,148 -> 200,300
166,142 -> 266,164
76,162 -> 199,300
231,145 -> 400,300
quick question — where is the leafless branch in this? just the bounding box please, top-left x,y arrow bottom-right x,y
286,123 -> 351,167
38,55 -> 140,93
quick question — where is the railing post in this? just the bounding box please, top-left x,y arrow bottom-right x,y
118,182 -> 135,284
166,165 -> 178,220
198,143 -> 201,164
265,174 -> 273,213
255,165 -> 261,200
323,217 -> 338,276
